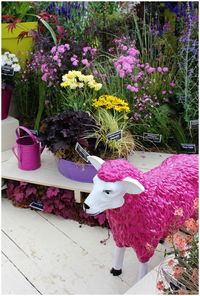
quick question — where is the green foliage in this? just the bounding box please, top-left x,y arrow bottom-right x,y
2,2 -> 34,21
85,108 -> 135,159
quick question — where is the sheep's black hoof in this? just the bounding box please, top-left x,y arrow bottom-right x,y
159,238 -> 165,244
110,268 -> 122,276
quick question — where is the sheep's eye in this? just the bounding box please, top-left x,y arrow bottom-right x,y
104,190 -> 112,195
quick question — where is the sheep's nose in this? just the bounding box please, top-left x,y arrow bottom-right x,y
83,203 -> 90,210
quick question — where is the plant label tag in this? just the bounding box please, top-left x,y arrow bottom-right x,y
180,143 -> 196,153
2,66 -> 14,76
143,132 -> 162,143
189,120 -> 198,129
29,201 -> 43,211
107,130 -> 122,140
75,142 -> 90,162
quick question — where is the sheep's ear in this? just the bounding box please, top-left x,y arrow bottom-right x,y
121,177 -> 145,194
87,156 -> 105,170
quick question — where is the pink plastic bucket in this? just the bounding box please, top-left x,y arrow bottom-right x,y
12,126 -> 44,171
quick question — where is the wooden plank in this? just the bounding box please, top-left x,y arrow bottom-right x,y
1,252 -> 40,295
2,198 -> 130,294
2,149 -> 93,193
38,211 -> 166,287
125,265 -> 160,294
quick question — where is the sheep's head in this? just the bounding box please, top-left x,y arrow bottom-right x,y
83,156 -> 145,215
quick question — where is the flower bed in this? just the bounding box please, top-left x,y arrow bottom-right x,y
5,179 -> 108,227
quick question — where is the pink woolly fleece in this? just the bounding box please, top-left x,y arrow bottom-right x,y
97,154 -> 198,263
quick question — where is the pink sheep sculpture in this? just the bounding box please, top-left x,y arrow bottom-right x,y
83,154 -> 198,280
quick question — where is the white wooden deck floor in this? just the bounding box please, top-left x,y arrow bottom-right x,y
2,151 -> 172,294
2,197 -> 169,295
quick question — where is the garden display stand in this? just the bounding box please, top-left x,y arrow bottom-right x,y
2,148 -> 172,203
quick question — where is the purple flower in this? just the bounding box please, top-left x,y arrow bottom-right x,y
162,90 -> 166,95
170,81 -> 175,87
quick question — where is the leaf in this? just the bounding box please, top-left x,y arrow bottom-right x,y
26,13 -> 57,46
17,30 -> 29,43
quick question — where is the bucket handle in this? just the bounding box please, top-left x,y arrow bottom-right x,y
12,144 -> 20,161
16,126 -> 37,142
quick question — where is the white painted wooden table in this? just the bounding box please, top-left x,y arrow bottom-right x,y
2,149 -> 172,294
2,149 -> 172,202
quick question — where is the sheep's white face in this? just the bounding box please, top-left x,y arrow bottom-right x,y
83,156 -> 145,215
84,175 -> 126,215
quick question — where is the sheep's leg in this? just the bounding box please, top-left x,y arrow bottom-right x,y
110,246 -> 126,276
137,262 -> 148,281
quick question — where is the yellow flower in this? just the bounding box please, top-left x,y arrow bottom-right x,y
92,95 -> 130,112
60,71 -> 101,92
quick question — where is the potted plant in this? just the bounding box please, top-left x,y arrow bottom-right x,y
39,109 -> 99,183
1,2 -> 56,66
156,202 -> 199,294
39,93 -> 135,182
1,51 -> 21,120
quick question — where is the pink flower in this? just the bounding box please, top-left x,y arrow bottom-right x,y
170,81 -> 175,87
57,45 -> 65,53
108,47 -> 114,53
83,46 -> 91,54
42,73 -> 48,82
122,45 -> 127,51
72,60 -> 78,66
127,84 -> 139,92
41,63 -> 47,72
50,46 -> 57,54
157,66 -> 162,73
156,280 -> 165,291
119,70 -> 125,78
64,43 -> 70,50
128,47 -> 140,57
91,48 -> 97,55
146,67 -> 155,74
53,55 -> 59,61
162,90 -> 166,95
163,67 -> 168,72
81,59 -> 90,67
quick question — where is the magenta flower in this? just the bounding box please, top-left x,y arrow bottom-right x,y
162,90 -> 166,95
119,70 -> 125,78
51,46 -> 57,54
146,67 -> 155,74
157,67 -> 163,73
53,55 -> 59,61
57,45 -> 66,53
162,67 -> 168,72
72,60 -> 78,66
170,81 -> 175,87
82,59 -> 90,67
64,44 -> 70,51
